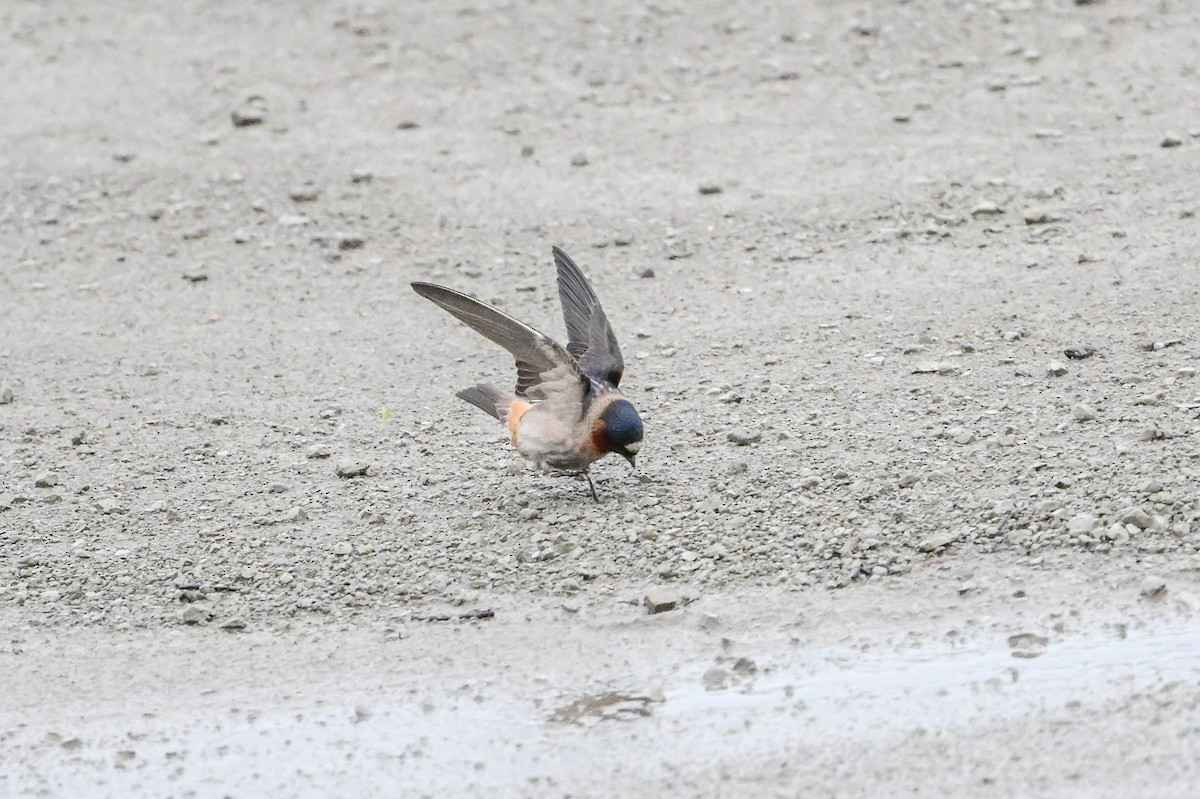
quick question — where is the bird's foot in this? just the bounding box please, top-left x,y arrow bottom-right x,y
546,469 -> 601,501
583,471 -> 599,503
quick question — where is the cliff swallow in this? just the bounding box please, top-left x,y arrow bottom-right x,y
412,247 -> 644,501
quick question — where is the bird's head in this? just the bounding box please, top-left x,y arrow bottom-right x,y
593,399 -> 644,467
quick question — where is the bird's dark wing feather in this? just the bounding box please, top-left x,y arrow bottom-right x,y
412,282 -> 590,403
553,247 -> 625,386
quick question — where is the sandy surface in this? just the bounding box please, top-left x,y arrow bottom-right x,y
2,0 -> 1200,795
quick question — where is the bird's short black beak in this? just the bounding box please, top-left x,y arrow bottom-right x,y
622,452 -> 637,469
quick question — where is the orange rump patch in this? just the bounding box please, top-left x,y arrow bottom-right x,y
505,400 -> 533,447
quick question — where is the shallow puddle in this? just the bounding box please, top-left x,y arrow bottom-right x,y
6,623 -> 1199,796
659,623 -> 1200,739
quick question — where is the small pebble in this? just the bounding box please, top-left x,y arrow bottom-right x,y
1046,361 -> 1068,377
180,605 -> 212,625
231,96 -> 267,127
1121,507 -> 1152,530
698,184 -> 723,195
702,667 -> 730,690
0,387 -> 13,404
1024,207 -> 1060,225
1140,575 -> 1167,598
332,541 -> 353,556
946,427 -> 975,445
912,362 -> 960,376
727,429 -> 761,446
34,473 -> 59,488
1173,591 -> 1200,613
731,657 -> 757,674
1066,513 -> 1098,533
307,444 -> 332,459
919,532 -> 957,552
1008,632 -> 1048,659
336,461 -> 370,478
643,587 -> 680,614
284,506 -> 308,522
1138,425 -> 1165,442
290,186 -> 321,203
970,201 -> 1004,217
94,498 -> 126,515
1072,404 -> 1097,422
1063,346 -> 1095,360
1161,134 -> 1183,149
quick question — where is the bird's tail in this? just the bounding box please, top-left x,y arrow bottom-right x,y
456,383 -> 512,420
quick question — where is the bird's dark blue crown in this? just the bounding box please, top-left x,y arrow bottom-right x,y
598,399 -> 644,450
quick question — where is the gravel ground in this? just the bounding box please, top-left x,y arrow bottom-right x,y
2,0 -> 1200,795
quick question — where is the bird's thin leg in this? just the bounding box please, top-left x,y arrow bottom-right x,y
584,471 -> 599,503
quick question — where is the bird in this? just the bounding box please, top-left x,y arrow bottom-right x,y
411,247 -> 644,501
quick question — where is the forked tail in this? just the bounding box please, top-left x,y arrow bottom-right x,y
456,383 -> 531,447
456,383 -> 510,419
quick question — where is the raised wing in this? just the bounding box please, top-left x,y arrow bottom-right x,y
553,247 -> 625,386
412,282 -> 590,403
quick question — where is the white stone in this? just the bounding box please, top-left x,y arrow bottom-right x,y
1072,404 -> 1097,422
